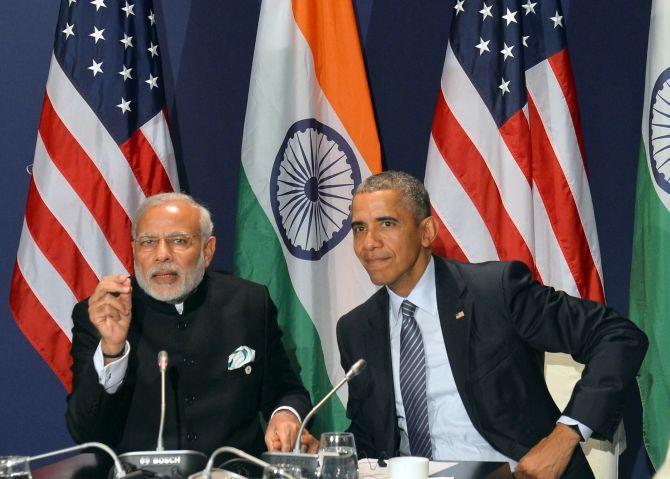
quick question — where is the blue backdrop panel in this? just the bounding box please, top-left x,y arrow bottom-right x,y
0,1 -> 653,476
0,0 -> 71,455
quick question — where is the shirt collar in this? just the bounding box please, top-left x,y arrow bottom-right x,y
387,257 -> 437,321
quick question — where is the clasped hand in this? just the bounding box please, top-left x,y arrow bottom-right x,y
514,423 -> 581,479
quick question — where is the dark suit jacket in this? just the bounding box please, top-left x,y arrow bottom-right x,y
337,257 -> 648,478
66,271 -> 311,456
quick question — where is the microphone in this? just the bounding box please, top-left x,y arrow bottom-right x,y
158,350 -> 168,371
293,359 -> 366,452
118,350 -> 207,478
261,359 -> 367,479
26,441 -> 131,478
157,350 -> 168,452
344,358 -> 367,380
191,446 -> 298,479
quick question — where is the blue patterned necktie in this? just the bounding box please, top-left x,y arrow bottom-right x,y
399,299 -> 433,459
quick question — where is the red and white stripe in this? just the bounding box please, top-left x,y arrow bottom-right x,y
426,43 -> 604,303
10,55 -> 178,390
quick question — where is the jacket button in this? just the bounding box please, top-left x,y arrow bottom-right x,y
185,395 -> 196,405
177,321 -> 188,330
183,357 -> 196,367
186,432 -> 198,441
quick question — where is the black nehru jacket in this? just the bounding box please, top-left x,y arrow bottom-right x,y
66,271 -> 311,456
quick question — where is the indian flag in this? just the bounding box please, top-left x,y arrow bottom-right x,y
234,0 -> 381,432
630,0 -> 670,468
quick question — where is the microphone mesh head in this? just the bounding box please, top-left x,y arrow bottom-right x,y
347,359 -> 367,379
158,350 -> 168,370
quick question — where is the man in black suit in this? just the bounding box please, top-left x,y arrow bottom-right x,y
66,193 -> 317,456
337,171 -> 647,478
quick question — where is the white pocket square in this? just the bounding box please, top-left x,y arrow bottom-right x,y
228,346 -> 256,370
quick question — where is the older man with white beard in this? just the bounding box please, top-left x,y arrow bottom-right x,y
65,193 -> 316,458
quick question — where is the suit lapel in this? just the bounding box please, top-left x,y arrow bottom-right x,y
361,288 -> 398,448
434,257 -> 478,423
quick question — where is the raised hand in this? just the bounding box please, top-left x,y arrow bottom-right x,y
87,274 -> 132,360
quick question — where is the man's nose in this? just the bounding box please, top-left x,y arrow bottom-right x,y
154,238 -> 172,261
363,229 -> 382,249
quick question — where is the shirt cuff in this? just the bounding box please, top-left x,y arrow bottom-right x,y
271,406 -> 302,423
557,415 -> 593,442
93,341 -> 130,394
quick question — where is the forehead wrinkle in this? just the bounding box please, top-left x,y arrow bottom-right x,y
137,229 -> 193,237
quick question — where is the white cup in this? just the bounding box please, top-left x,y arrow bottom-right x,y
388,456 -> 429,479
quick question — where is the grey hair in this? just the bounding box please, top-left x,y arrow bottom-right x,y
132,192 -> 214,239
354,171 -> 431,222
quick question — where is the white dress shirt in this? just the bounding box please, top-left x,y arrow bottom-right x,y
387,258 -> 591,467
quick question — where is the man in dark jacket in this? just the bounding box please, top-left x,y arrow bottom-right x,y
66,192 -> 315,456
337,171 -> 647,478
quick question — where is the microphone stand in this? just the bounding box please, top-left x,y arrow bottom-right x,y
293,375 -> 348,453
157,350 -> 167,452
292,359 -> 367,453
261,360 -> 366,479
27,442 -> 131,478
118,351 -> 207,478
197,447 -> 297,479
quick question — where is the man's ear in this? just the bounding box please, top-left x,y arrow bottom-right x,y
203,236 -> 216,267
420,216 -> 439,248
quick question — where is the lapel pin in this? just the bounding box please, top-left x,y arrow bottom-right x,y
245,365 -> 252,375
455,311 -> 465,320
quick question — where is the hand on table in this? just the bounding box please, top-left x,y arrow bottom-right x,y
265,410 -> 319,453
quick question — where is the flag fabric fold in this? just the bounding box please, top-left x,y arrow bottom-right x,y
235,0 -> 381,432
424,0 -> 615,474
630,0 -> 670,468
10,0 -> 178,390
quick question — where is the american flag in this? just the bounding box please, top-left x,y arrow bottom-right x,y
426,0 -> 604,303
9,0 -> 179,390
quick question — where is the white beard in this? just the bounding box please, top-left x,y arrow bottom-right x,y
135,253 -> 206,304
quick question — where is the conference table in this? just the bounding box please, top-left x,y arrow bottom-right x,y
32,453 -> 512,479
